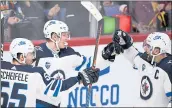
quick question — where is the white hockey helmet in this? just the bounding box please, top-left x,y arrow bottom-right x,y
43,20 -> 69,39
143,32 -> 171,64
10,38 -> 36,63
145,32 -> 171,54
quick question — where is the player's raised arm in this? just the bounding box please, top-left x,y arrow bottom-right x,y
112,30 -> 139,64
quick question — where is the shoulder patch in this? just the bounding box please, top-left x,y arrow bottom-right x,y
167,60 -> 172,64
35,46 -> 43,51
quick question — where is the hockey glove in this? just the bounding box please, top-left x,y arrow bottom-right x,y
113,29 -> 133,49
102,42 -> 124,62
77,67 -> 100,86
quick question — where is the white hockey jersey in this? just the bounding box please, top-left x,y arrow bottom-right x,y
123,46 -> 172,107
35,44 -> 112,106
36,48 -> 111,79
1,61 -> 78,107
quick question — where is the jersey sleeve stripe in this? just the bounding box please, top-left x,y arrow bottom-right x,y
44,83 -> 52,95
51,80 -> 58,90
166,92 -> 172,97
86,57 -> 91,68
75,56 -> 87,71
53,80 -> 62,97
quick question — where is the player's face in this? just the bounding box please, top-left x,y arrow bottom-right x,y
143,40 -> 162,63
143,40 -> 161,56
25,51 -> 36,65
58,32 -> 70,49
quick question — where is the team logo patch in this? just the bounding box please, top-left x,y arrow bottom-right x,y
142,64 -> 146,71
51,70 -> 66,79
45,62 -> 51,69
140,76 -> 153,100
35,46 -> 43,51
18,41 -> 26,46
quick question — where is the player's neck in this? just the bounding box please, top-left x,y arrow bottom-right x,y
12,60 -> 22,65
46,42 -> 58,52
155,53 -> 167,63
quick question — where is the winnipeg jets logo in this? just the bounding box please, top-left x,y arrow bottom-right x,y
141,80 -> 149,94
51,70 -> 66,79
153,36 -> 161,40
18,41 -> 26,46
142,64 -> 146,71
45,62 -> 51,69
140,76 -> 153,100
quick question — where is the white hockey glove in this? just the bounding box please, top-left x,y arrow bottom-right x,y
102,42 -> 124,62
77,67 -> 100,86
113,29 -> 133,49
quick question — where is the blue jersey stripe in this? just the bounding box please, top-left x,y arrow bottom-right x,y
51,80 -> 58,90
53,80 -> 62,97
75,56 -> 87,71
44,81 -> 53,95
86,57 -> 91,68
166,92 -> 172,97
99,66 -> 110,76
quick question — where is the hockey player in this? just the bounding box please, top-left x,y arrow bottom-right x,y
103,29 -> 172,107
33,20 -> 123,107
34,20 -> 123,78
1,38 -> 100,107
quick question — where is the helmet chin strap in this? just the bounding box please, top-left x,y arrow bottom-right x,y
151,55 -> 155,65
64,42 -> 68,49
150,47 -> 162,65
49,36 -> 68,52
49,38 -> 60,51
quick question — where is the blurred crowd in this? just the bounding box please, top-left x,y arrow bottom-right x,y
1,1 -> 171,42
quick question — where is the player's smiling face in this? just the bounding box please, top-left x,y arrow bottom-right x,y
58,32 -> 70,49
25,51 -> 36,65
143,41 -> 161,56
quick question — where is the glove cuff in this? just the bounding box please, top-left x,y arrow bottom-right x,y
78,72 -> 88,86
122,42 -> 133,49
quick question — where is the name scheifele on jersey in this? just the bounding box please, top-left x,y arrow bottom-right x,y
1,69 -> 28,82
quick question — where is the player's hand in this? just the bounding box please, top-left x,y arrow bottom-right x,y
113,29 -> 133,49
77,67 -> 99,86
102,42 -> 124,62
